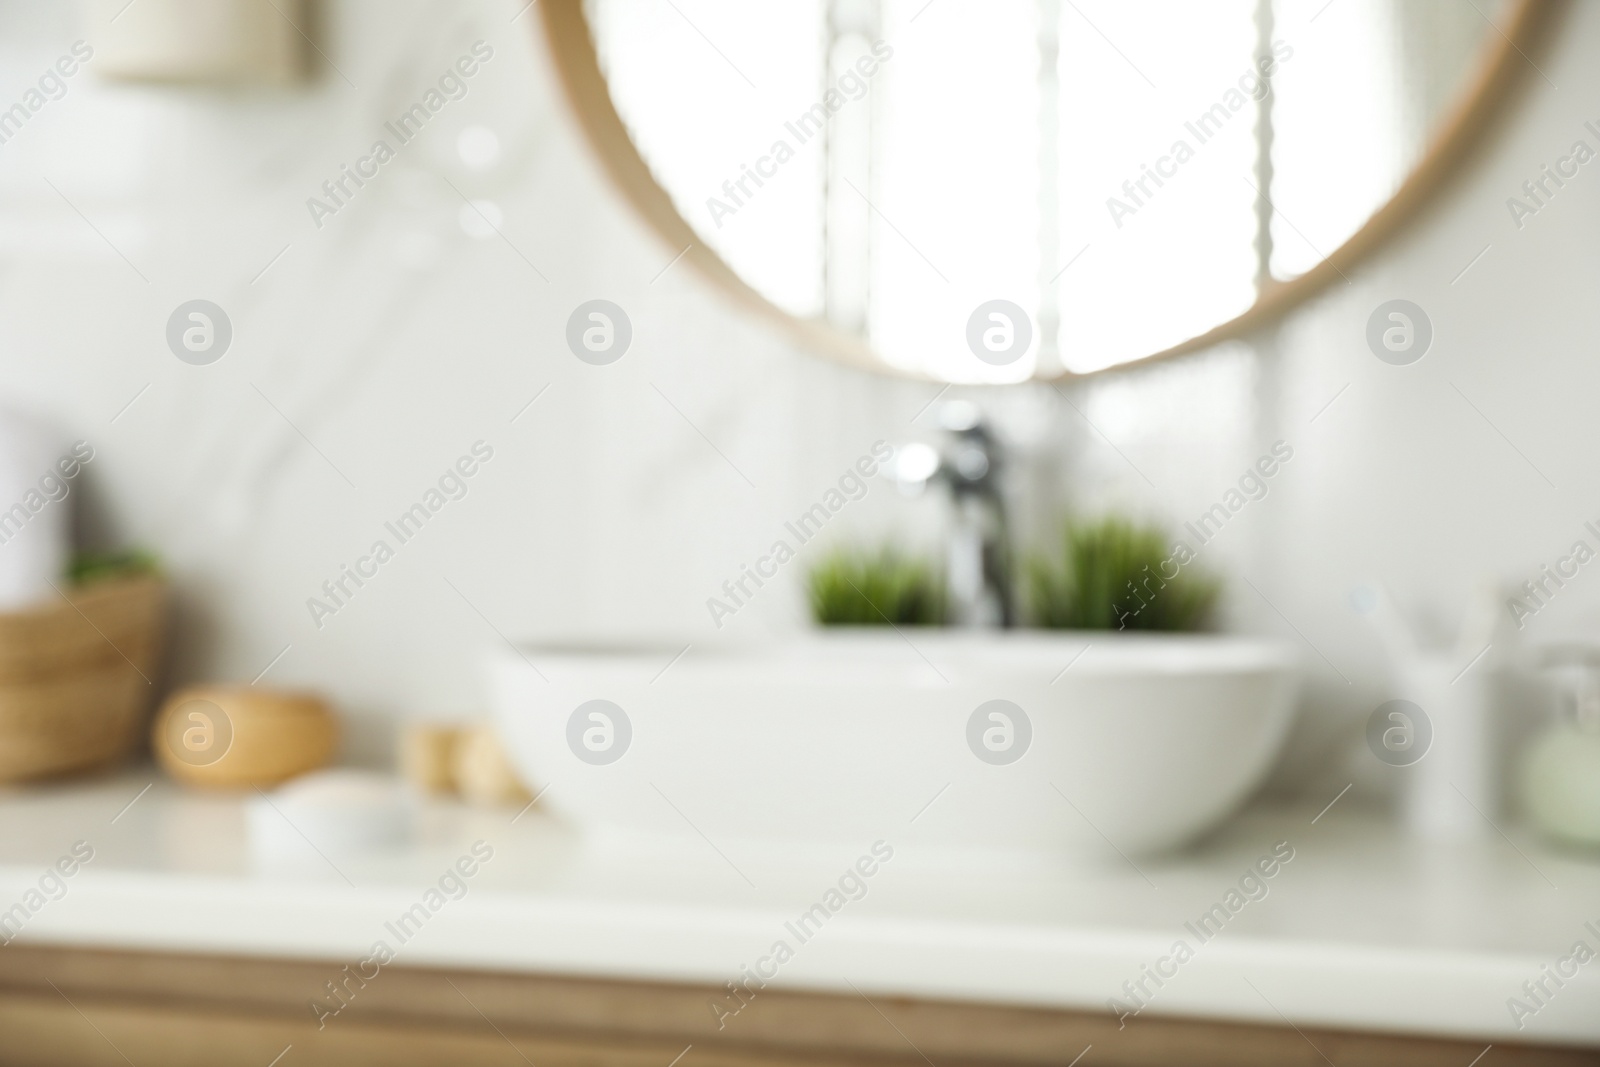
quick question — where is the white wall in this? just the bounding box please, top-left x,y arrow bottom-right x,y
1069,4 -> 1600,800
0,0 -> 1593,796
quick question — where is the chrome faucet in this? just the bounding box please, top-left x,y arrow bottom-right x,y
892,401 -> 1014,628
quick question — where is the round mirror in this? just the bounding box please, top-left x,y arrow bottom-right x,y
543,0 -> 1556,381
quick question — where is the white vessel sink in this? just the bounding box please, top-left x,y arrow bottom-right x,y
489,632 -> 1298,861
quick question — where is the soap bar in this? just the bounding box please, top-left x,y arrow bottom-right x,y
454,724 -> 534,807
397,721 -> 536,808
399,723 -> 461,795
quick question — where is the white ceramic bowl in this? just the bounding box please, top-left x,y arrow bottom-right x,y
489,632 -> 1298,860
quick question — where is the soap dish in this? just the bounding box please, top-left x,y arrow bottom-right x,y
248,769 -> 412,862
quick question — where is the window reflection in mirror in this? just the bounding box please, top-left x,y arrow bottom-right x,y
586,0 -> 1510,380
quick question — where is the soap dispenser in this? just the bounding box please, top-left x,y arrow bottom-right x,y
1521,647 -> 1600,849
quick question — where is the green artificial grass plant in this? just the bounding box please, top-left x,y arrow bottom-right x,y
807,546 -> 946,626
68,548 -> 161,586
1026,516 -> 1217,631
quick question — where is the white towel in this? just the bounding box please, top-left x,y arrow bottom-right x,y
0,409 -> 70,611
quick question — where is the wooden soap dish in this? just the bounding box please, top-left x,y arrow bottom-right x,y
153,685 -> 336,788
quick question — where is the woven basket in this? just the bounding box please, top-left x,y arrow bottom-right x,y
0,576 -> 167,783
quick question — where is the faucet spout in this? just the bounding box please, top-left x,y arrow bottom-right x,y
893,402 -> 1013,628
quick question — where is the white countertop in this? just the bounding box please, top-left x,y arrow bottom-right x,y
1,770 -> 1597,1048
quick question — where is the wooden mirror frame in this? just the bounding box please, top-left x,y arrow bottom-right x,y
539,0 -> 1565,381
